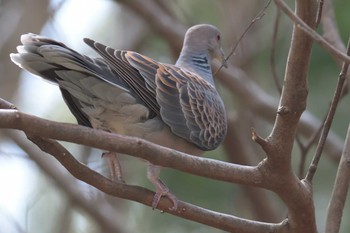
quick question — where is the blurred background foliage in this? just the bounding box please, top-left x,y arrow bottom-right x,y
0,0 -> 349,232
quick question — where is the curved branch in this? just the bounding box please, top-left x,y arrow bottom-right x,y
27,135 -> 288,233
0,99 -> 288,233
0,107 -> 262,188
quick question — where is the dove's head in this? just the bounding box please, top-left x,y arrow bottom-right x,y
184,24 -> 227,68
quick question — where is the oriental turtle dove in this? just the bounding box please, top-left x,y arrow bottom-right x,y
10,24 -> 228,210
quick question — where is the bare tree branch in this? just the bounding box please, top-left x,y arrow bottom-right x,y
3,1 -> 350,232
215,0 -> 272,74
325,124 -> 350,233
315,0 -> 324,28
321,0 -> 350,96
0,107 -> 262,188
274,0 -> 350,64
305,37 -> 350,182
4,1 -> 326,231
25,138 -> 288,233
0,99 -> 289,233
321,0 -> 347,62
266,0 -> 318,232
270,7 -> 283,93
297,116 -> 324,178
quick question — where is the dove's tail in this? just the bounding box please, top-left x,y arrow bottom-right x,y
9,33 -> 129,127
10,33 -> 97,84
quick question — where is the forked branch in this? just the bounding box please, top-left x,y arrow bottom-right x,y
0,98 -> 289,233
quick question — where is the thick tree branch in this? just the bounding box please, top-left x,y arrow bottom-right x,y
270,0 -> 315,163
267,1 -> 318,232
2,1 -> 349,232
0,99 -> 288,233
0,106 -> 262,188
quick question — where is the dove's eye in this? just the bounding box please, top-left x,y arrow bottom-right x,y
217,34 -> 221,41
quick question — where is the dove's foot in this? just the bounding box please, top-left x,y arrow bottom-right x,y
147,163 -> 178,210
151,178 -> 178,210
102,152 -> 125,183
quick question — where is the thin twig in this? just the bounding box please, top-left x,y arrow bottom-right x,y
251,127 -> 270,152
321,0 -> 349,98
215,0 -> 272,75
315,0 -> 324,28
0,98 -> 17,109
305,37 -> 350,182
274,0 -> 350,64
270,7 -> 283,93
325,123 -> 350,232
297,115 -> 325,178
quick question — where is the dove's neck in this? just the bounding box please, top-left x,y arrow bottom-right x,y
176,49 -> 214,84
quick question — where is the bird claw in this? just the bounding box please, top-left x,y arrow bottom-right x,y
151,179 -> 178,211
147,163 -> 178,210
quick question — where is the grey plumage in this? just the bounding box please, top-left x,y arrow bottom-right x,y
10,24 -> 228,209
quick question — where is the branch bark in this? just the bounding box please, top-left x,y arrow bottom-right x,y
0,99 -> 288,233
264,1 -> 318,232
325,124 -> 350,233
0,108 -> 262,187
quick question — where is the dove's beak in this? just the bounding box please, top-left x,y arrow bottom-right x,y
214,48 -> 228,68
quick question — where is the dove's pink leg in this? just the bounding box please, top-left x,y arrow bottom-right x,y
102,152 -> 124,183
147,163 -> 178,210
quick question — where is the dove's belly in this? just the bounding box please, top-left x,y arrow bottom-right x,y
85,104 -> 204,156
